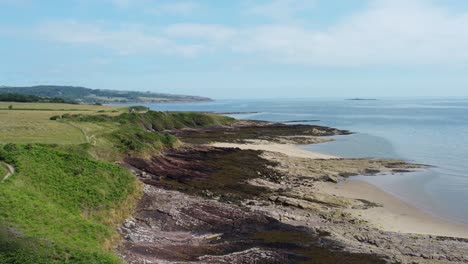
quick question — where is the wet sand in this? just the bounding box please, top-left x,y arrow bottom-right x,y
318,180 -> 468,239
211,142 -> 337,159
213,141 -> 468,239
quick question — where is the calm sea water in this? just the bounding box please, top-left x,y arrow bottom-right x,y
137,98 -> 468,225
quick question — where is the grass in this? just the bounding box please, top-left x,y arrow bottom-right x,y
0,103 -> 235,263
0,102 -> 123,111
0,144 -> 141,263
63,111 -> 234,131
0,110 -> 87,144
0,103 -> 139,263
0,103 -> 125,144
0,163 -> 6,177
59,111 -> 233,160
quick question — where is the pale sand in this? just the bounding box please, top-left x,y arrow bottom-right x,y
318,180 -> 468,238
213,141 -> 468,238
210,142 -> 337,160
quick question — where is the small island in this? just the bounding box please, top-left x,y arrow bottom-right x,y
346,98 -> 379,101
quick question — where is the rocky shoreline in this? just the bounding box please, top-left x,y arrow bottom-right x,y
116,121 -> 468,264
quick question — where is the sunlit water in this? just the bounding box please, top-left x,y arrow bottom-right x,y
129,98 -> 468,225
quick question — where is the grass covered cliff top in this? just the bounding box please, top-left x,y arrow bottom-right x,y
0,102 -> 233,263
0,144 -> 140,263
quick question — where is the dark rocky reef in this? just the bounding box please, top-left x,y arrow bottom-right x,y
125,146 -> 278,202
117,121 -> 468,264
119,146 -> 427,263
118,176 -> 386,263
169,121 -> 351,145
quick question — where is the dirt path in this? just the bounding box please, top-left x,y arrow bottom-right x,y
1,162 -> 15,182
60,121 -> 95,145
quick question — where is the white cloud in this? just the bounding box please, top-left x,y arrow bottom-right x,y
36,21 -> 204,56
107,0 -> 200,15
164,24 -> 236,42
246,0 -> 317,21
28,0 -> 468,66
236,0 -> 468,65
151,1 -> 200,15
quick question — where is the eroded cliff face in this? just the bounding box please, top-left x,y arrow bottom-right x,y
116,123 -> 468,264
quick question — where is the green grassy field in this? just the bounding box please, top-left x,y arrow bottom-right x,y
0,102 -> 124,144
0,102 -> 233,263
0,103 -> 138,263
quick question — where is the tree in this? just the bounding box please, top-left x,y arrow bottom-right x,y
8,105 -> 13,110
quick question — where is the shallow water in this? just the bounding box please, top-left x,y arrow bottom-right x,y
135,98 -> 468,225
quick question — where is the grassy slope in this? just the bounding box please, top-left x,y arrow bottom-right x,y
0,103 -> 234,263
0,144 -> 140,263
0,163 -> 6,177
64,111 -> 233,160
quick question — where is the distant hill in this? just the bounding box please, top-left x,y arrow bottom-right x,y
0,85 -> 212,104
0,93 -> 78,104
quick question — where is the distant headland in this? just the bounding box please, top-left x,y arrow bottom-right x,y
0,85 -> 212,104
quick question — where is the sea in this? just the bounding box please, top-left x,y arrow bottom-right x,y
134,98 -> 468,225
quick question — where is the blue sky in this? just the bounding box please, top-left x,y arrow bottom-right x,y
1,0 -> 468,99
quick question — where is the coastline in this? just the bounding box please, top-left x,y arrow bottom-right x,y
211,142 -> 337,159
212,141 -> 468,239
318,180 -> 468,239
118,118 -> 468,263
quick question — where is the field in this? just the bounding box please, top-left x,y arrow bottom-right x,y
0,103 -> 138,263
0,102 -> 124,144
0,102 -> 234,263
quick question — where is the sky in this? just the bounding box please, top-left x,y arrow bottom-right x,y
1,0 -> 468,99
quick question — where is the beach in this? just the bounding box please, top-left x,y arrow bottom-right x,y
319,180 -> 468,238
211,141 -> 337,159
118,119 -> 468,263
213,141 -> 468,239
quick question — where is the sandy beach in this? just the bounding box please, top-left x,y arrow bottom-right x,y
213,141 -> 468,239
120,120 -> 468,263
211,142 -> 337,159
318,180 -> 468,239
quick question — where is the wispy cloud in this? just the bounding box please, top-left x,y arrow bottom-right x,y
36,21 -> 204,56
164,24 -> 236,42
23,0 -> 468,66
245,0 -> 317,21
150,1 -> 200,15
241,0 -> 468,65
107,0 -> 200,15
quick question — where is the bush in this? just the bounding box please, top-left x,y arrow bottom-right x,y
107,126 -> 177,154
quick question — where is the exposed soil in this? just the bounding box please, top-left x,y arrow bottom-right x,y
1,162 -> 15,182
